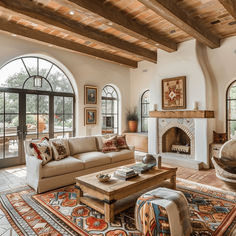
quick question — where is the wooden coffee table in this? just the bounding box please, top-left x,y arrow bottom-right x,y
75,165 -> 177,222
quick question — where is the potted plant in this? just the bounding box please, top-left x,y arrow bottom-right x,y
127,108 -> 138,132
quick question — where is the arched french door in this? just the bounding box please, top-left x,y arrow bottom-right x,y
0,56 -> 75,168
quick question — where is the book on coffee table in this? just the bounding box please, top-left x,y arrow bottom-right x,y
115,166 -> 135,176
130,162 -> 156,173
113,171 -> 138,180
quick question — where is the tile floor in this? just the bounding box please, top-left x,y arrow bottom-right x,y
0,164 -> 235,235
0,165 -> 26,236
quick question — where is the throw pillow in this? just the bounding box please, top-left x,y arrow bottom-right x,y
50,139 -> 70,160
102,136 -> 119,153
30,137 -> 52,165
117,135 -> 129,149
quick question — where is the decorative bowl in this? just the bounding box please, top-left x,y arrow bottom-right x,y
96,173 -> 111,182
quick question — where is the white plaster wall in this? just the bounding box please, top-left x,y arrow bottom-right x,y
130,40 -> 207,112
206,36 -> 236,132
0,32 -> 131,136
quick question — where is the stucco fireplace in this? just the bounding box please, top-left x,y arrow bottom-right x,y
148,110 -> 214,169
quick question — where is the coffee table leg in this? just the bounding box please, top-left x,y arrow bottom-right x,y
170,175 -> 176,189
104,201 -> 115,222
75,185 -> 83,205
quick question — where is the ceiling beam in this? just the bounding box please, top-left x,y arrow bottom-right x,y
0,0 -> 156,63
65,0 -> 177,52
219,0 -> 236,20
138,0 -> 220,49
0,19 -> 138,68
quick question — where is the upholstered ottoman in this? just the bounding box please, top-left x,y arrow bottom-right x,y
135,187 -> 192,236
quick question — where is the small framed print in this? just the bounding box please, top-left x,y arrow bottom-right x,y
84,85 -> 97,105
85,108 -> 97,125
162,76 -> 186,110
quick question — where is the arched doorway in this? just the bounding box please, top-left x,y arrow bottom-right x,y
0,56 -> 75,168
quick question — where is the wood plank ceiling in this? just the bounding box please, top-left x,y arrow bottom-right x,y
0,0 -> 235,68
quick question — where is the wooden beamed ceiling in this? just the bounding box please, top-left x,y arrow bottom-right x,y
0,0 -> 156,63
137,0 -> 220,48
65,0 -> 177,52
0,18 -> 138,68
0,0 -> 235,68
219,0 -> 236,20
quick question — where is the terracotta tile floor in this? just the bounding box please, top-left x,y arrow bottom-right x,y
0,164 -> 235,235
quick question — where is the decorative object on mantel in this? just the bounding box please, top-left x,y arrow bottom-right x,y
149,110 -> 214,118
142,153 -> 156,165
151,103 -> 158,111
127,107 -> 138,132
84,85 -> 97,105
193,101 -> 199,111
213,131 -> 227,144
162,76 -> 186,110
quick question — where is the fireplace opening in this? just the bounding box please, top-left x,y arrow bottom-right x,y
162,127 -> 191,154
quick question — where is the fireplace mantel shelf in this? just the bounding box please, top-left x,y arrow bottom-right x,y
149,110 -> 214,118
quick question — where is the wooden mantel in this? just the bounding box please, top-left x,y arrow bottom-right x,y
149,110 -> 214,118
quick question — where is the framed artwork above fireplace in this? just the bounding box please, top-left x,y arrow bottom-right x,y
162,76 -> 186,110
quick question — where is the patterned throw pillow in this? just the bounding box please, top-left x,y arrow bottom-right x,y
117,135 -> 129,149
30,137 -> 52,165
102,136 -> 119,153
51,139 -> 70,160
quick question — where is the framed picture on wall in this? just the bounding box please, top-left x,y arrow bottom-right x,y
162,76 -> 186,110
85,108 -> 97,125
84,85 -> 97,105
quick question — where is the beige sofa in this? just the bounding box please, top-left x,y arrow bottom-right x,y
24,135 -> 135,193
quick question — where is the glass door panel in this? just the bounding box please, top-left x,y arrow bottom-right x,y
26,94 -> 37,140
54,96 -> 74,138
0,92 -> 21,167
25,94 -> 49,141
5,114 -> 19,158
4,93 -> 19,159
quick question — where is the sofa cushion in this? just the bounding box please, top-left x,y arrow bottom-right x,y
30,137 -> 52,165
50,138 -> 70,160
108,149 -> 134,163
69,136 -> 97,155
95,134 -> 114,151
117,135 -> 129,149
74,152 -> 111,169
41,156 -> 84,178
102,136 -> 119,153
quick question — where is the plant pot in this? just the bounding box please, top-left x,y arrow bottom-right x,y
128,120 -> 137,132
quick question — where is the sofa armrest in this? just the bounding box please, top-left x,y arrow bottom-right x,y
128,145 -> 135,151
25,154 -> 43,180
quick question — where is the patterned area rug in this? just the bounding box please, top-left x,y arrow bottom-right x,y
0,180 -> 235,236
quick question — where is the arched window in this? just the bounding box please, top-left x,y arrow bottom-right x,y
0,56 -> 75,167
141,90 -> 150,132
226,81 -> 236,139
101,85 -> 119,134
